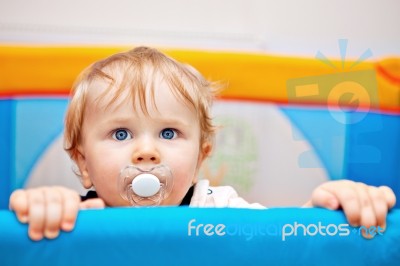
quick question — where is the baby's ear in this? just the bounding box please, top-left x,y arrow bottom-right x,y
199,141 -> 213,163
75,149 -> 93,189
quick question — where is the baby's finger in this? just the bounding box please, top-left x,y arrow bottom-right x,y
378,186 -> 396,209
27,189 -> 46,241
79,198 -> 106,209
43,188 -> 63,239
353,184 -> 376,239
9,190 -> 29,223
310,187 -> 340,210
60,188 -> 81,232
320,182 -> 361,227
368,186 -> 388,230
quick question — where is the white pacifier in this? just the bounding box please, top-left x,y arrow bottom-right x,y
118,165 -> 173,206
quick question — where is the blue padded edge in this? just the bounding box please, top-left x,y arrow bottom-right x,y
0,207 -> 399,266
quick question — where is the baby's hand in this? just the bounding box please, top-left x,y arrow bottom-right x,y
305,180 -> 396,238
9,186 -> 105,241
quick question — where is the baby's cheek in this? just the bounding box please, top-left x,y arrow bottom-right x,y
97,185 -> 128,206
165,177 -> 192,205
92,171 -> 122,204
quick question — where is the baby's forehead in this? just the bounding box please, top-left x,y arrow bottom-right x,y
84,73 -> 196,115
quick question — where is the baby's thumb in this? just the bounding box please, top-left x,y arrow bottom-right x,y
79,198 -> 106,209
311,187 -> 340,210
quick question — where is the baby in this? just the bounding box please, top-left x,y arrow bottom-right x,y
9,47 -> 396,241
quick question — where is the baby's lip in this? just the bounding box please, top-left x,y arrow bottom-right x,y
140,167 -> 155,172
131,164 -> 163,173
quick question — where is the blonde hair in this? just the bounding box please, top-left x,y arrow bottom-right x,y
64,46 -> 218,161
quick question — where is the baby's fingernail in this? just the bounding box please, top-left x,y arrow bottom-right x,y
327,199 -> 338,210
380,223 -> 386,232
18,214 -> 28,223
29,230 -> 43,241
361,230 -> 374,240
44,229 -> 59,239
62,221 -> 74,231
350,221 -> 359,227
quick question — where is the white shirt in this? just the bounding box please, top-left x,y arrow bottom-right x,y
189,180 -> 265,209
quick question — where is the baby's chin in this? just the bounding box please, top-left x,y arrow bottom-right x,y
101,194 -> 132,207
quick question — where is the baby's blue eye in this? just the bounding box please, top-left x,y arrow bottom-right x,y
160,128 -> 176,140
113,129 -> 132,141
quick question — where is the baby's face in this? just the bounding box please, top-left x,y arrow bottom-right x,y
76,79 -> 205,206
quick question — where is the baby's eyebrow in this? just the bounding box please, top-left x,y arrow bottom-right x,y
154,118 -> 192,128
97,117 -> 133,128
100,116 -> 192,128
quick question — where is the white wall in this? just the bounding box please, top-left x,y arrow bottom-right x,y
0,0 -> 399,58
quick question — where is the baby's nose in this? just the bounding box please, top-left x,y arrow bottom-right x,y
131,149 -> 161,164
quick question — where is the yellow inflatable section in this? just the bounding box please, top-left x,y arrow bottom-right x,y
0,45 -> 399,111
